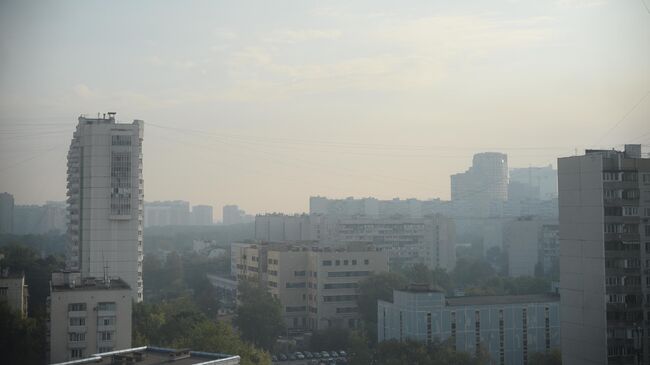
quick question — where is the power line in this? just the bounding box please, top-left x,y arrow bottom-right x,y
593,90 -> 650,146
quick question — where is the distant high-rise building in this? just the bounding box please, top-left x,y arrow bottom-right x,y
451,152 -> 508,218
504,216 -> 558,277
558,144 -> 650,365
222,204 -> 253,225
143,200 -> 190,227
191,205 -> 213,225
308,196 -> 451,218
13,201 -> 67,234
0,192 -> 14,234
66,113 -> 144,301
510,165 -> 557,200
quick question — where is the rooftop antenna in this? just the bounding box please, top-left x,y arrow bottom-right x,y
102,252 -> 111,288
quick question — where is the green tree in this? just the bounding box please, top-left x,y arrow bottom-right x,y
373,339 -> 489,365
310,327 -> 351,351
233,280 -> 285,351
132,298 -> 270,365
0,301 -> 46,364
451,258 -> 496,288
529,349 -> 562,365
348,331 -> 373,365
357,272 -> 407,344
0,244 -> 64,316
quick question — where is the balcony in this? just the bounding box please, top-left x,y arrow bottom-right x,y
97,325 -> 116,332
68,310 -> 86,318
67,341 -> 87,349
97,310 -> 116,317
68,325 -> 86,333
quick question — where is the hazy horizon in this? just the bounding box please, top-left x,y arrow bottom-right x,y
1,0 -> 648,220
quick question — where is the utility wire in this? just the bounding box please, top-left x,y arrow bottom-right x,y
593,90 -> 650,146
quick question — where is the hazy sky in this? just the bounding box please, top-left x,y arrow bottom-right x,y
1,0 -> 648,219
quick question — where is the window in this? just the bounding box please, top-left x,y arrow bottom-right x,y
322,260 -> 332,266
499,310 -> 505,365
522,309 -> 528,364
603,172 -> 621,181
111,135 -> 131,146
323,282 -> 358,289
605,224 -> 621,233
0,287 -> 7,296
336,307 -> 358,313
335,260 -> 341,266
110,151 -> 132,215
69,317 -> 86,326
294,270 -> 306,277
352,260 -> 357,265
285,306 -> 306,313
323,295 -> 358,302
100,331 -> 114,341
68,332 -> 85,342
643,173 -> 650,184
71,349 -> 84,359
343,260 -> 349,265
98,347 -> 113,353
364,259 -> 369,265
97,302 -> 116,311
98,316 -> 115,326
286,282 -> 306,289
623,207 -> 639,216
426,312 -> 432,345
327,271 -> 370,278
68,303 -> 87,311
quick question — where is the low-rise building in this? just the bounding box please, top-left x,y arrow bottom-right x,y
0,268 -> 28,317
378,287 -> 560,365
48,272 -> 132,363
49,346 -> 240,365
232,242 -> 389,333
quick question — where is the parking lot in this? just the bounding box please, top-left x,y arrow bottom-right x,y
272,350 -> 348,365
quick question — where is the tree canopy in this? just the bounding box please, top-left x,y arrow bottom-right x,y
133,298 -> 270,365
233,279 -> 285,351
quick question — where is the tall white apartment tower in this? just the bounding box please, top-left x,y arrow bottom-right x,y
66,113 -> 144,301
559,145 -> 650,365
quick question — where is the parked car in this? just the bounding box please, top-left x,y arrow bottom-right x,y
295,352 -> 306,360
288,353 -> 297,361
278,353 -> 288,361
271,355 -> 278,362
313,352 -> 322,359
330,351 -> 339,357
338,350 -> 347,357
321,351 -> 330,358
304,351 -> 314,359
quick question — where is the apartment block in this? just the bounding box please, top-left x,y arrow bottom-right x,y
232,242 -> 389,333
0,268 -> 28,317
378,287 -> 560,365
191,204 -> 213,225
0,192 -> 14,234
504,217 -> 559,277
144,200 -> 190,227
66,113 -> 144,301
48,272 -> 132,363
558,144 -> 650,365
451,152 -> 509,218
335,215 -> 456,271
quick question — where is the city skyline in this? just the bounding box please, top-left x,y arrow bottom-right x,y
1,0 -> 648,219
